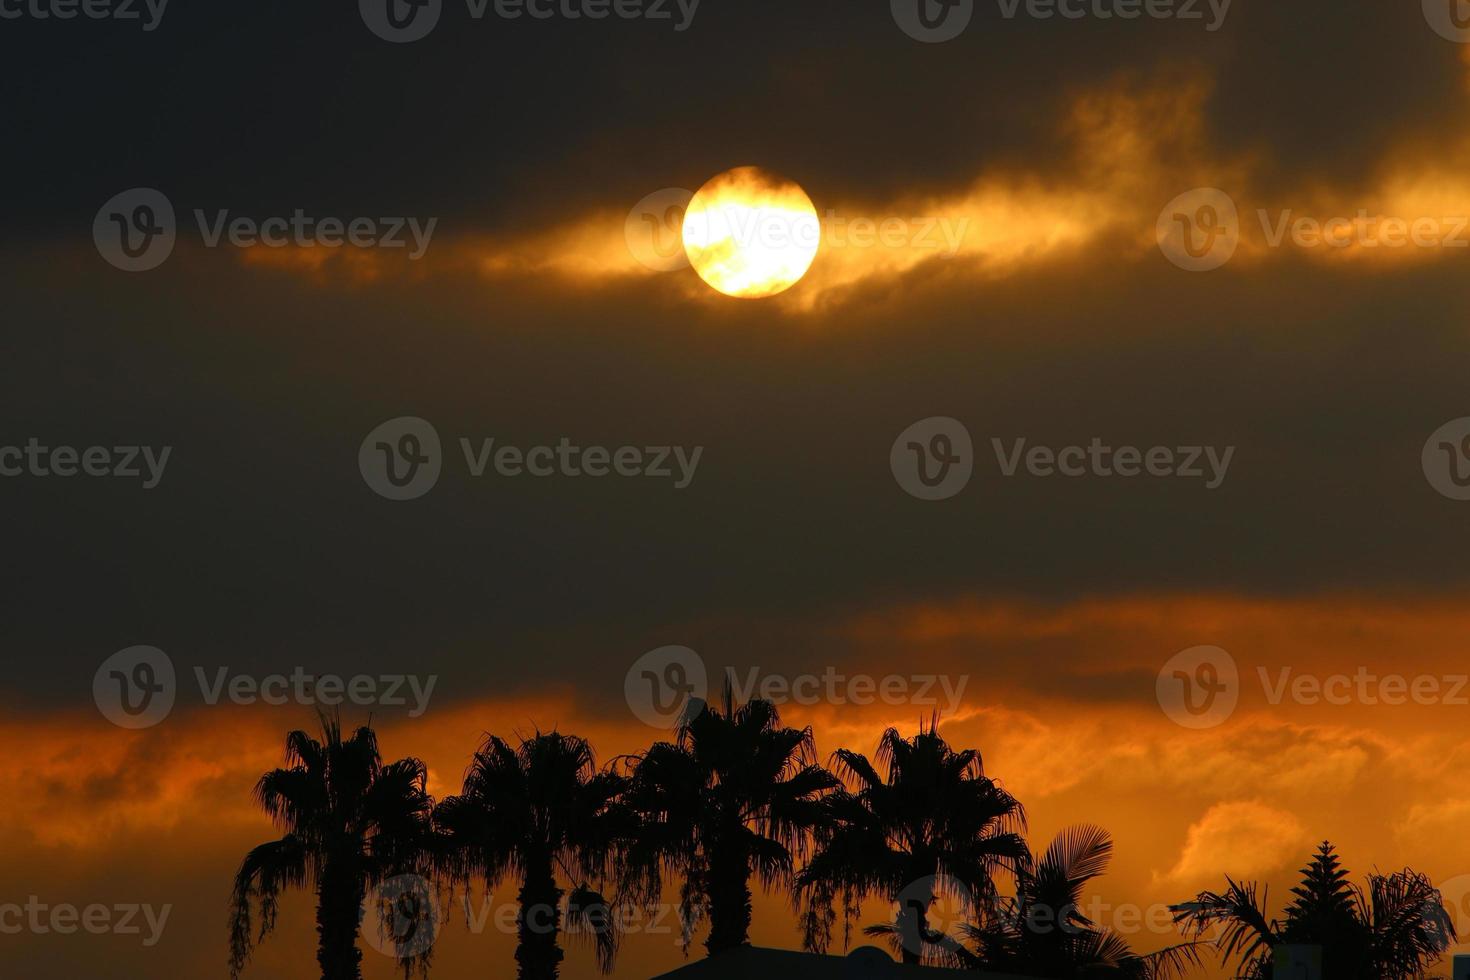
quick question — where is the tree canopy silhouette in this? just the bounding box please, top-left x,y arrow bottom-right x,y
226,718 -> 1460,980
623,689 -> 839,956
228,715 -> 434,980
962,824 -> 1202,979
1171,841 -> 1456,979
433,731 -> 630,980
796,720 -> 1029,966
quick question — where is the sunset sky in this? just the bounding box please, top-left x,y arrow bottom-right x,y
6,1 -> 1470,978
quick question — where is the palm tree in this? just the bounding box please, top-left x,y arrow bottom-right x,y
1171,840 -> 1456,979
432,731 -> 629,980
228,716 -> 435,980
795,720 -> 1029,966
962,824 -> 1202,978
622,689 -> 839,956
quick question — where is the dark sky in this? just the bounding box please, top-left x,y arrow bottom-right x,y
5,0 -> 1470,712
6,4 -> 1470,976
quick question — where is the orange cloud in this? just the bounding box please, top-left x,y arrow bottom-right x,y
1155,801 -> 1309,890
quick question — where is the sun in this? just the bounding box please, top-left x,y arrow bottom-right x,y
682,167 -> 821,299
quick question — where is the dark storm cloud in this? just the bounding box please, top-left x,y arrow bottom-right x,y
1,0 -> 1464,241
5,229 -> 1470,711
5,0 -> 1470,713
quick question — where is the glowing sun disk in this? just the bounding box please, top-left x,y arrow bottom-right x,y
682,167 -> 820,298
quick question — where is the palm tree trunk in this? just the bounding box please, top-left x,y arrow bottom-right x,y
896,891 -> 931,965
316,859 -> 365,980
516,853 -> 564,980
704,841 -> 752,955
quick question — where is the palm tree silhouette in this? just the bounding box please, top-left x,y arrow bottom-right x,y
432,731 -> 628,980
623,688 -> 839,956
1171,840 -> 1456,979
962,824 -> 1202,978
228,716 -> 435,980
795,720 -> 1029,966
